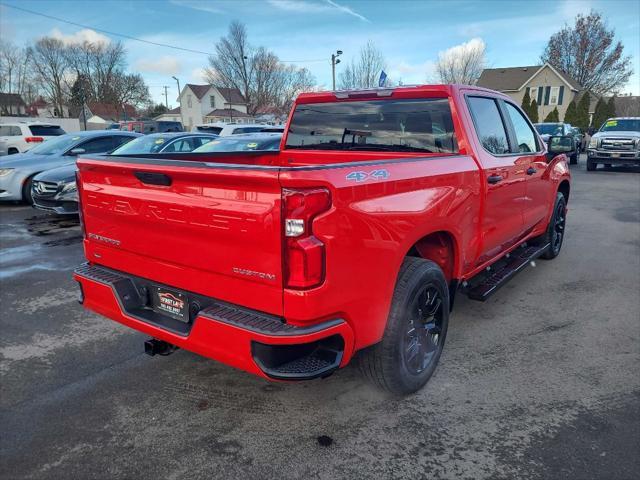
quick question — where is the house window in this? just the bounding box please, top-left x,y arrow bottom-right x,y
549,87 -> 560,105
210,96 -> 215,108
529,87 -> 537,103
187,95 -> 192,108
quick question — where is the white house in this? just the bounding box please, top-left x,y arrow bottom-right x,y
154,106 -> 182,122
177,84 -> 252,130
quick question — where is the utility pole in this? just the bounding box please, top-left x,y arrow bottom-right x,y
331,50 -> 343,90
163,86 -> 169,109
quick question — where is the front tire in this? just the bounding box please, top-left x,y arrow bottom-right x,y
22,175 -> 35,204
586,159 -> 597,171
569,152 -> 578,165
359,257 -> 449,395
536,192 -> 567,260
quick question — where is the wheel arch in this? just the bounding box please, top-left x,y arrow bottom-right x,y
558,179 -> 570,203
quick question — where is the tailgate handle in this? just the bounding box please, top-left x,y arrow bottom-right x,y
134,171 -> 172,186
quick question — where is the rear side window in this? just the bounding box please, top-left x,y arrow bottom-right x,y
29,125 -> 65,136
467,97 -> 510,155
285,98 -> 458,153
113,136 -> 136,148
0,126 -> 18,136
79,137 -> 117,154
504,103 -> 538,153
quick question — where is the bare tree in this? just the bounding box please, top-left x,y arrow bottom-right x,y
205,21 -> 315,116
0,40 -> 39,103
109,73 -> 151,111
435,38 -> 486,85
338,41 -> 387,89
541,10 -> 632,95
28,38 -> 69,117
205,21 -> 254,111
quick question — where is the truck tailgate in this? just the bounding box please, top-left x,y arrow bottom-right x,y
77,157 -> 283,315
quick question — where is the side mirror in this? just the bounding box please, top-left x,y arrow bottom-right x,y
69,147 -> 86,156
547,135 -> 573,154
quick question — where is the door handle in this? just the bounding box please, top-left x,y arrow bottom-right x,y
526,167 -> 537,175
487,175 -> 503,184
134,171 -> 172,186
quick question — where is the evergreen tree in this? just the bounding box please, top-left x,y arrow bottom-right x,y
529,99 -> 539,123
592,97 -> 611,130
607,96 -> 617,118
563,99 -> 578,124
576,92 -> 591,130
521,89 -> 532,118
544,107 -> 560,122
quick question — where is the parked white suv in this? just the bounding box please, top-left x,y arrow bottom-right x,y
0,122 -> 66,156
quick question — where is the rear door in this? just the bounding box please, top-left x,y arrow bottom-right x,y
77,156 -> 284,315
466,95 -> 527,263
501,101 -> 551,230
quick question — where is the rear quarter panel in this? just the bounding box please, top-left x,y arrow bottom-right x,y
280,155 -> 481,350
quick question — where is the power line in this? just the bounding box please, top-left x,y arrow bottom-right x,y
0,2 -> 327,63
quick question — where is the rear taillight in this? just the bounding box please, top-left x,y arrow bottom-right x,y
283,188 -> 331,289
75,170 -> 86,239
25,136 -> 44,143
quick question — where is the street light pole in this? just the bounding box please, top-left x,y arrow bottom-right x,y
331,50 -> 343,90
171,76 -> 182,125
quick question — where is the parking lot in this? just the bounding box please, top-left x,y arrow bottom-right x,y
0,158 -> 638,479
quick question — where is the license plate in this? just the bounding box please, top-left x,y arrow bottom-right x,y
152,287 -> 189,322
611,152 -> 620,158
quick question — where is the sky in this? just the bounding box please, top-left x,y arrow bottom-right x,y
1,0 -> 638,108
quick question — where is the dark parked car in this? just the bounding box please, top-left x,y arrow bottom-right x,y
534,122 -> 580,164
120,120 -> 184,134
110,132 -> 218,155
191,132 -> 282,152
30,131 -> 141,213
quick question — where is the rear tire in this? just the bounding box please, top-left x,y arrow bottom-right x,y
359,257 -> 449,395
534,192 -> 567,260
586,159 -> 597,171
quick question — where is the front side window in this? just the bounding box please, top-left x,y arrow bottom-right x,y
285,98 -> 458,153
467,96 -> 510,155
504,103 -> 538,153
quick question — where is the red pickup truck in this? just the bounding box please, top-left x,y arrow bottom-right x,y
74,85 -> 571,395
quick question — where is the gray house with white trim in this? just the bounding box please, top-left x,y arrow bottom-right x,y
477,63 -> 581,121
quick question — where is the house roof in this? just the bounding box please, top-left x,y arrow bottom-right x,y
477,64 -> 581,92
166,106 -> 180,114
216,87 -> 246,105
185,84 -> 247,104
205,108 -> 250,118
0,92 -> 26,106
88,102 -> 136,121
186,84 -> 211,99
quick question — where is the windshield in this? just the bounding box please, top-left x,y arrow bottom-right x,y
535,124 -> 563,135
285,98 -> 458,153
27,134 -> 81,155
599,119 -> 640,132
192,136 -> 281,152
111,135 -> 179,154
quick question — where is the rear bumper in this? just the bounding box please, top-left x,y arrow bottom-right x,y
74,263 -> 355,380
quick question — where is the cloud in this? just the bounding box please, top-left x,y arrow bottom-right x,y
169,0 -> 225,14
438,38 -> 485,61
267,0 -> 369,22
49,28 -> 110,46
135,56 -> 182,75
388,60 -> 436,84
190,67 -> 208,83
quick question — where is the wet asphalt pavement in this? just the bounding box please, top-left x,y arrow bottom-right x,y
1,158 -> 639,479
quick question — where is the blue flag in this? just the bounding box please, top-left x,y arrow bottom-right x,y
378,70 -> 387,87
